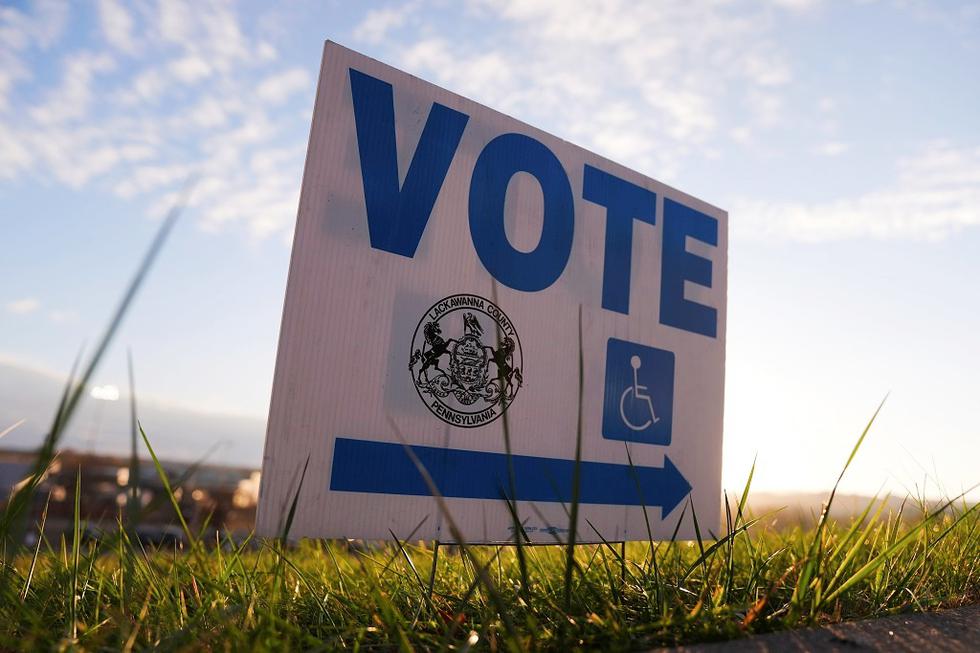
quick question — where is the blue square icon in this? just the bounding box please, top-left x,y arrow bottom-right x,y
602,338 -> 675,445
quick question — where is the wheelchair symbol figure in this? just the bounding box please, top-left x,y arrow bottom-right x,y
620,355 -> 660,431
602,338 -> 674,445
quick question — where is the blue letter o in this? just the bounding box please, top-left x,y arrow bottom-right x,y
468,133 -> 574,292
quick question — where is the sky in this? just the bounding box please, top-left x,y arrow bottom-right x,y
1,0 -> 978,501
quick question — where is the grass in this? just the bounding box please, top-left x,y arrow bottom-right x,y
1,195 -> 977,650
0,481 -> 976,650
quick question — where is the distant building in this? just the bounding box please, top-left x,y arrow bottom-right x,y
0,448 -> 259,544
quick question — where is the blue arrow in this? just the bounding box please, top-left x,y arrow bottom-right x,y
329,437 -> 691,516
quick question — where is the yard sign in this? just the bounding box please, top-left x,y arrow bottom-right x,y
257,42 -> 728,542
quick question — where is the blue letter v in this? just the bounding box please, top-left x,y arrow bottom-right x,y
349,68 -> 469,258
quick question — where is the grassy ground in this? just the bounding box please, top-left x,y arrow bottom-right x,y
2,195 -> 977,651
0,482 -> 976,651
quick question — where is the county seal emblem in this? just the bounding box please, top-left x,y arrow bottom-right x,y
409,294 -> 523,427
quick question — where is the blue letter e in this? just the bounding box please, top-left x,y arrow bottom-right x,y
349,68 -> 469,258
659,198 -> 718,338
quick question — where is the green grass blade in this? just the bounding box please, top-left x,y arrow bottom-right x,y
69,466 -> 82,641
824,493 -> 977,605
491,281 -> 530,599
138,422 -> 195,547
823,495 -> 890,596
681,514 -> 769,581
126,349 -> 141,530
562,304 -> 585,613
279,455 -> 310,548
0,419 -> 26,442
20,491 -> 51,601
736,454 -> 757,528
793,395 -> 887,614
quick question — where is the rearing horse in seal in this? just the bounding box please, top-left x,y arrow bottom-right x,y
486,336 -> 522,399
409,321 -> 455,383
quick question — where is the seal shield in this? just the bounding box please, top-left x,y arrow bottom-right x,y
409,294 -> 523,427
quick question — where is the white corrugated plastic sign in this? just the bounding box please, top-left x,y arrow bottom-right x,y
256,41 -> 728,543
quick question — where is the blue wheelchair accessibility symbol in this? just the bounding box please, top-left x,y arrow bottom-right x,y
602,338 -> 674,445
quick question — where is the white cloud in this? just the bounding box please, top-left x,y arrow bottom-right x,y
170,55 -> 212,83
13,0 -> 970,249
185,96 -> 233,128
0,1 -> 68,51
730,126 -> 753,145
734,143 -> 980,241
814,141 -> 850,156
6,298 -> 40,315
373,0 -> 798,180
159,0 -> 195,48
745,90 -> 784,128
118,68 -> 168,105
30,52 -> 115,124
769,0 -> 821,11
741,53 -> 793,86
0,1 -> 69,110
818,97 -> 837,113
353,4 -> 416,44
23,122 -> 157,189
114,163 -> 194,198
0,121 -> 31,177
257,41 -> 277,62
642,81 -> 716,142
98,0 -> 136,53
0,1 -> 313,239
157,0 -> 250,72
47,309 -> 78,323
5,1 -> 797,238
255,68 -> 311,104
